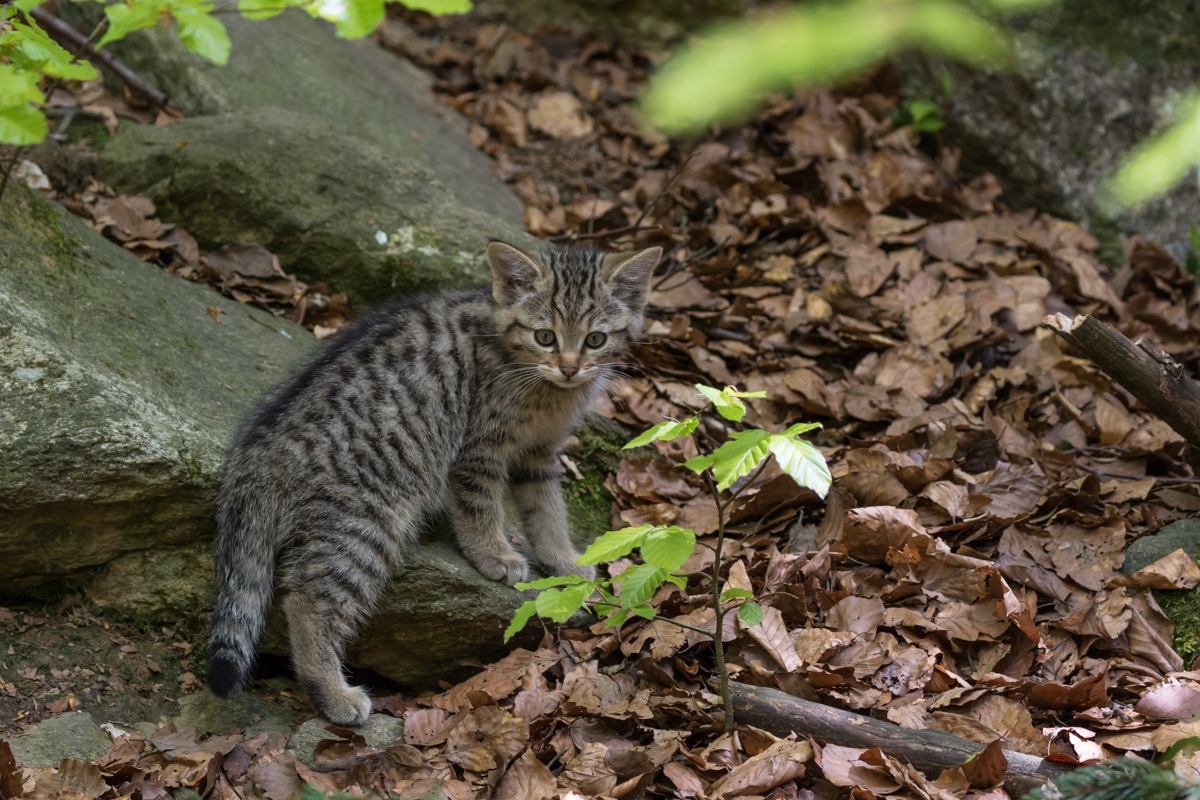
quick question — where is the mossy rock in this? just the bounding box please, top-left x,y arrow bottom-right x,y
1123,519 -> 1200,664
3,712 -> 112,768
98,107 -> 537,309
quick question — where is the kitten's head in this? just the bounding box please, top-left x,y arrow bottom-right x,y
488,241 -> 662,389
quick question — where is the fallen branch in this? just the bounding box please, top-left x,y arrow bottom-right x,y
29,8 -> 184,115
1043,314 -> 1200,453
730,683 -> 1072,797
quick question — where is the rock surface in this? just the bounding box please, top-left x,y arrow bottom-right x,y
0,187 -> 313,611
81,8 -> 523,225
289,714 -> 406,764
3,712 -> 112,767
98,108 -> 535,308
900,0 -> 1200,259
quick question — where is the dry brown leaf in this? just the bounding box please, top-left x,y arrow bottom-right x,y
494,749 -> 556,800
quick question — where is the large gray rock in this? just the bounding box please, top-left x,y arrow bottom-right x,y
82,8 -> 522,226
4,712 -> 112,768
0,187 -> 313,610
98,108 -> 536,308
901,0 -> 1200,259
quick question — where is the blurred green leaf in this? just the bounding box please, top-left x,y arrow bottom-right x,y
644,0 -> 910,134
683,453 -> 715,474
738,600 -> 764,627
175,4 -> 231,64
979,0 -> 1056,8
101,0 -> 170,46
1107,93 -> 1200,209
7,21 -> 98,80
641,526 -> 696,572
306,0 -> 384,38
0,102 -> 47,145
909,0 -> 1010,65
0,63 -> 45,108
721,588 -> 754,601
630,604 -> 656,620
238,0 -> 289,20
906,99 -> 943,132
400,0 -> 471,12
504,600 -> 537,643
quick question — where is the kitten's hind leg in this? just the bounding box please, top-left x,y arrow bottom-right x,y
511,452 -> 595,579
282,513 -> 403,727
450,453 -> 530,585
284,591 -> 372,726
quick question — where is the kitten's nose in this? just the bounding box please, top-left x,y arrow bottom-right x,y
560,365 -> 579,378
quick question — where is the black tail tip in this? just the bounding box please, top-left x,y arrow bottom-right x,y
207,652 -> 247,698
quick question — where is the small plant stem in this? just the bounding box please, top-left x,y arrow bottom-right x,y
0,14 -> 108,204
705,468 -> 736,736
653,616 -> 722,638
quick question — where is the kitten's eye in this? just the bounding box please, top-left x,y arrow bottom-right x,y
585,331 -> 607,348
534,329 -> 556,346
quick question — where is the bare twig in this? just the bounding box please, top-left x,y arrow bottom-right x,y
703,467 -> 736,735
29,8 -> 183,114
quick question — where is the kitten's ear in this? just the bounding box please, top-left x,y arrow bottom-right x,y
602,246 -> 662,310
488,241 -> 547,304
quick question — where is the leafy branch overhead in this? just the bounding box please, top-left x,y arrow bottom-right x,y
0,0 -> 470,146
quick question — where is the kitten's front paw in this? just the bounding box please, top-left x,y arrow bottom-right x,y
318,684 -> 371,727
473,551 -> 531,586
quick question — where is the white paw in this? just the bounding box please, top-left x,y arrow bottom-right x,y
473,551 -> 531,586
320,685 -> 371,727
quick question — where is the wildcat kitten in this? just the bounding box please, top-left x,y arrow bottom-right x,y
207,241 -> 661,726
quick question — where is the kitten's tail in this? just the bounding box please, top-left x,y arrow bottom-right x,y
207,483 -> 279,698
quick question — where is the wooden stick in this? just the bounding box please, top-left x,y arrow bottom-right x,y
731,683 -> 1071,797
29,8 -> 184,115
1043,314 -> 1200,451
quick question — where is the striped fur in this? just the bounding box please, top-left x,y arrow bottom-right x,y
207,242 -> 661,725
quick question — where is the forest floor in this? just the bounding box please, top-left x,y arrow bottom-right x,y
5,6 -> 1200,800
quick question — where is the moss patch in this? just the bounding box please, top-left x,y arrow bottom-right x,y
1154,544 -> 1200,665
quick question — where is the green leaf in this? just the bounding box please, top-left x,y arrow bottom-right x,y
534,583 -> 592,623
504,600 -> 537,643
238,0 -> 288,19
399,0 -> 472,13
696,384 -> 747,421
1107,92 -> 1200,209
0,63 -> 45,108
614,563 -> 668,608
624,416 -> 698,449
909,0 -> 1011,66
979,0 -> 1056,8
683,453 -> 715,474
710,429 -> 772,491
721,588 -> 754,602
664,573 -> 687,591
630,604 -> 656,620
0,103 -> 48,145
642,0 -> 910,134
9,22 -> 99,80
515,575 -> 587,591
640,526 -> 696,572
101,0 -> 172,45
175,5 -> 231,65
906,99 -> 943,132
602,607 -> 630,628
577,525 -> 652,565
781,421 -> 822,437
307,0 -> 385,38
768,434 -> 831,498
738,600 -> 764,627
14,0 -> 44,12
